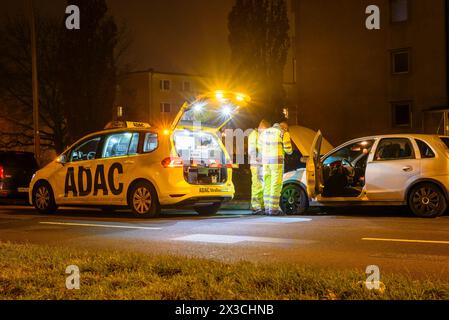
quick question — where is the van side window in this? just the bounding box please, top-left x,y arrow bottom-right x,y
70,137 -> 101,162
143,133 -> 158,153
374,138 -> 415,161
102,132 -> 135,158
128,133 -> 139,155
416,139 -> 435,159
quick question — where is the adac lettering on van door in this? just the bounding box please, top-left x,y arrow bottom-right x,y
64,163 -> 124,197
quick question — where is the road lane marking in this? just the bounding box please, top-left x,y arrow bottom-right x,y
39,222 -> 162,230
231,217 -> 312,225
173,234 -> 291,244
362,238 -> 449,245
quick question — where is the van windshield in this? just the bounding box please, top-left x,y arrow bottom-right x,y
173,130 -> 226,167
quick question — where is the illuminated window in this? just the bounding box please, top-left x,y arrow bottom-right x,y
128,133 -> 139,155
390,0 -> 408,23
70,137 -> 101,162
102,132 -> 137,158
143,133 -> 158,153
160,103 -> 171,113
392,49 -> 410,74
392,102 -> 412,128
160,79 -> 171,91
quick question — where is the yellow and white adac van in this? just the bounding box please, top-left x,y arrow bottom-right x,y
29,91 -> 250,217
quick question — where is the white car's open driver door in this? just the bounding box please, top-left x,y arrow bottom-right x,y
306,131 -> 323,198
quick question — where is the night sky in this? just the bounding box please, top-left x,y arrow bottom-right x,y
2,0 -> 234,74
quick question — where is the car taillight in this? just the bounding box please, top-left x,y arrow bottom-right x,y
161,157 -> 184,168
0,166 -> 4,179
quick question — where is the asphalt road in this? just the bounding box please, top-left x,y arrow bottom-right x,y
1,203 -> 449,280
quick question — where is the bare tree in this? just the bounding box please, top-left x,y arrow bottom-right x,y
0,15 -> 67,153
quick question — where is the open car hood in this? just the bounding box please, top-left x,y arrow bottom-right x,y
289,125 -> 333,157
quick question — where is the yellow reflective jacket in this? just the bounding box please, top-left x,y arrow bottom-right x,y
258,126 -> 293,164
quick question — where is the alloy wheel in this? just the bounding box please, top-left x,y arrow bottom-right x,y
133,187 -> 152,214
412,186 -> 441,217
35,186 -> 50,210
281,186 -> 303,215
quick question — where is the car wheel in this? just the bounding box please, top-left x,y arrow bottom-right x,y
408,183 -> 447,218
32,182 -> 57,214
280,184 -> 309,215
194,203 -> 221,216
129,181 -> 159,218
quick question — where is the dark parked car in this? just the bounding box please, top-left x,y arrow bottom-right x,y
0,151 -> 39,199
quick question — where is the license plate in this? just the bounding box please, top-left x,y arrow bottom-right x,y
18,188 -> 29,193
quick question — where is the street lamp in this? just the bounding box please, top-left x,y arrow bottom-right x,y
28,0 -> 40,165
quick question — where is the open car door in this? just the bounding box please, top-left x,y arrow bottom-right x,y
306,131 -> 323,198
171,91 -> 250,131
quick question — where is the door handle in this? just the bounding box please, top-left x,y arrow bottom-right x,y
402,166 -> 413,172
124,160 -> 135,164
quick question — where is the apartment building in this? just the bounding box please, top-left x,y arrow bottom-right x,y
117,69 -> 208,128
288,0 -> 449,145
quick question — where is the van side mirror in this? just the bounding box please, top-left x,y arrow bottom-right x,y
300,156 -> 309,164
56,154 -> 68,165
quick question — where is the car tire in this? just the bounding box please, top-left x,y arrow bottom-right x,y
280,184 -> 309,215
194,203 -> 221,216
129,181 -> 160,218
408,183 -> 447,218
32,182 -> 58,215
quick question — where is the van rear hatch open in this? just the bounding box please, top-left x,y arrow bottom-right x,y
169,91 -> 251,186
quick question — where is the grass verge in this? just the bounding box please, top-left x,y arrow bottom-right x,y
0,242 -> 448,300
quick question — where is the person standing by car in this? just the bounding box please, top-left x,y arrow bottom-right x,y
248,119 -> 271,215
259,121 -> 293,216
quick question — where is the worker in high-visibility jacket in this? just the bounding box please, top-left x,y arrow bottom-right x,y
248,120 -> 271,214
258,121 -> 293,216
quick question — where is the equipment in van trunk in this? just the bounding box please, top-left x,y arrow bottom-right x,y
170,91 -> 251,186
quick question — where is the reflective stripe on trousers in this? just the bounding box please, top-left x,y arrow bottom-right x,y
263,164 -> 283,212
250,165 -> 264,211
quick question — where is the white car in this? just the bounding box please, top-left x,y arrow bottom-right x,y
29,91 -> 250,217
281,132 -> 449,218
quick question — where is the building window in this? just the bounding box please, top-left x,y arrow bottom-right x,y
183,81 -> 191,92
392,102 -> 412,128
390,0 -> 408,23
391,49 -> 410,74
160,102 -> 171,113
160,80 -> 171,91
